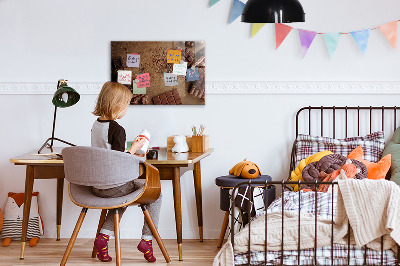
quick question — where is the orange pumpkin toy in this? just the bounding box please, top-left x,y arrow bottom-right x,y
229,159 -> 261,179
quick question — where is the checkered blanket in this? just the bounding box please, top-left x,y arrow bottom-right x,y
234,191 -> 397,265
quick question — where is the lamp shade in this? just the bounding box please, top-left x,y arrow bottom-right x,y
241,0 -> 305,23
52,84 -> 80,108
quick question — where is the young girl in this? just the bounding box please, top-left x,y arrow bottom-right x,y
91,81 -> 162,263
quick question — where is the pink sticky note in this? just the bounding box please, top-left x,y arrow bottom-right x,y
117,70 -> 132,85
136,73 -> 151,88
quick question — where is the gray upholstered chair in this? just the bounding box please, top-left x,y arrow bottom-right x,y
60,146 -> 171,265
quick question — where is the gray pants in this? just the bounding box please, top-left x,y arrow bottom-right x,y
92,180 -> 162,240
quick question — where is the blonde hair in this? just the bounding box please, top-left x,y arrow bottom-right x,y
93,82 -> 133,120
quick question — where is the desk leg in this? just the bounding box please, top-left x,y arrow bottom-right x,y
193,161 -> 203,242
20,165 -> 34,259
172,167 -> 183,261
56,178 -> 64,241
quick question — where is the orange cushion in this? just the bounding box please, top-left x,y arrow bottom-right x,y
348,146 -> 391,180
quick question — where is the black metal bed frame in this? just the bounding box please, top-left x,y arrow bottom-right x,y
230,106 -> 400,266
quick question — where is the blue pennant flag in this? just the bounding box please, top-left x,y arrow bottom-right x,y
351,29 -> 371,55
229,0 -> 245,24
209,0 -> 221,7
323,33 -> 341,58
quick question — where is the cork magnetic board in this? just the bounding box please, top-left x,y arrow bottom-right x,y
111,41 -> 206,105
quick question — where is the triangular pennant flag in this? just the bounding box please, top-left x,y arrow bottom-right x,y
323,33 -> 341,58
229,0 -> 245,24
209,0 -> 220,7
251,23 -> 266,38
351,29 -> 370,55
275,23 -> 293,49
298,29 -> 317,58
378,21 -> 398,50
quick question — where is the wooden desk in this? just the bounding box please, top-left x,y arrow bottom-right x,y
10,147 -> 213,261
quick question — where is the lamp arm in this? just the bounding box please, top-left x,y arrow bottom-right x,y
50,105 -> 57,148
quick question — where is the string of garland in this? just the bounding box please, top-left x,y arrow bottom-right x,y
210,0 -> 399,58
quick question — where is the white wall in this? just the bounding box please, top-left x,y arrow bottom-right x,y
1,0 -> 400,240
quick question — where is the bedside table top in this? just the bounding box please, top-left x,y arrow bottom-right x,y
215,175 -> 272,188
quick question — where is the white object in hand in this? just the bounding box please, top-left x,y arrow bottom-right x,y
135,129 -> 150,154
172,135 -> 189,153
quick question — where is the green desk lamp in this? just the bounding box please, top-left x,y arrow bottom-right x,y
38,79 -> 80,154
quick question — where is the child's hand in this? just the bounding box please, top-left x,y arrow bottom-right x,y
129,137 -> 147,155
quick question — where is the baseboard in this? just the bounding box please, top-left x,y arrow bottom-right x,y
1,81 -> 400,95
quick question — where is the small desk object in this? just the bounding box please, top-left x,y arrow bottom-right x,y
10,147 -> 213,261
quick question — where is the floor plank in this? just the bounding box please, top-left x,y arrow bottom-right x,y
0,239 -> 221,265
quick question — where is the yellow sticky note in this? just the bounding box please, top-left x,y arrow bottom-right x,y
167,49 -> 182,64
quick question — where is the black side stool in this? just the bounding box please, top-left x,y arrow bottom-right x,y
215,175 -> 275,248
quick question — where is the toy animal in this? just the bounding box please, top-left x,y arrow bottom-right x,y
1,192 -> 43,247
172,135 -> 189,153
317,160 -> 360,193
229,159 -> 261,179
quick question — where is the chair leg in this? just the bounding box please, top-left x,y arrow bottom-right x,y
141,205 -> 171,263
91,209 -> 108,258
217,211 -> 230,248
114,209 -> 121,266
60,208 -> 88,266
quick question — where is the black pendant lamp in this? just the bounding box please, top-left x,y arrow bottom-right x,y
242,0 -> 305,23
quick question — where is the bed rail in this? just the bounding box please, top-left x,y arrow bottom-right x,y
230,180 -> 400,266
289,106 -> 400,182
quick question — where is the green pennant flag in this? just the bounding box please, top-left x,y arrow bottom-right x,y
251,23 -> 266,38
209,0 -> 221,7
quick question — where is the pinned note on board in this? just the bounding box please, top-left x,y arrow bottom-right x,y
167,49 -> 182,64
136,73 -> 151,88
117,70 -> 132,85
132,82 -> 146,94
173,62 -> 188,76
186,67 -> 200,81
127,53 -> 140,67
164,73 -> 178,86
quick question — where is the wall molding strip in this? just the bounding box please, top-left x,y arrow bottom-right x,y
0,81 -> 399,95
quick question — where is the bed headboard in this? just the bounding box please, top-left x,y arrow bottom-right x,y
290,106 -> 400,179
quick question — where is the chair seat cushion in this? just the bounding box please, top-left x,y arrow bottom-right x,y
69,180 -> 145,208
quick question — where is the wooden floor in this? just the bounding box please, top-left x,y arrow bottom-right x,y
0,239 -> 221,265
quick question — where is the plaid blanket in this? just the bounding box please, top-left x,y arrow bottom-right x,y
234,191 -> 397,265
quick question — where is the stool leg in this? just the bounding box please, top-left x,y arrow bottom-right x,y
217,211 -> 230,248
92,209 -> 107,258
114,209 -> 121,266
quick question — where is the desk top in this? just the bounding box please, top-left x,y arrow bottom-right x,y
10,147 -> 214,166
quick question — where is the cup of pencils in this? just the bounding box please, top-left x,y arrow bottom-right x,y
191,124 -> 209,152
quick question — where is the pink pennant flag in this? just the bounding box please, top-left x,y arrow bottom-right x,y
275,23 -> 293,49
378,21 -> 398,50
298,29 -> 318,58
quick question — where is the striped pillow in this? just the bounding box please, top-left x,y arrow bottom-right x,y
294,131 -> 385,166
1,217 -> 41,240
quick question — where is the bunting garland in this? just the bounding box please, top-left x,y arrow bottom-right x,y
209,0 -> 220,7
251,23 -> 266,38
323,33 -> 341,58
351,29 -> 371,55
379,21 -> 398,50
229,0 -> 245,24
275,23 -> 292,49
298,30 -> 317,58
208,1 -> 399,59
